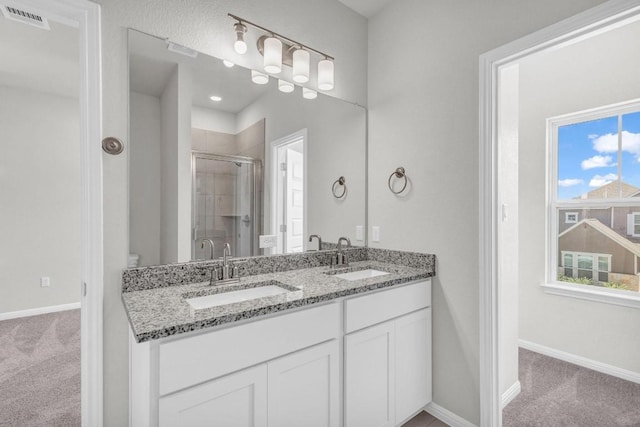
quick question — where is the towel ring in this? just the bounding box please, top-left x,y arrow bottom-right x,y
388,167 -> 407,194
332,176 -> 347,199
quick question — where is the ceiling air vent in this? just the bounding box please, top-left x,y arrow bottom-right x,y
1,5 -> 50,30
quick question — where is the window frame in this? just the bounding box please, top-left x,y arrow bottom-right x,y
564,212 -> 579,224
545,99 -> 640,309
560,251 -> 611,281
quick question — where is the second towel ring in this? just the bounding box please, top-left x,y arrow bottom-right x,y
332,176 -> 347,199
388,167 -> 408,194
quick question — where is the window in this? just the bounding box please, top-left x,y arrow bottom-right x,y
547,100 -> 640,307
565,212 -> 579,223
560,251 -> 610,283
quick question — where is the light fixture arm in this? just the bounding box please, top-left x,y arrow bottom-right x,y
228,13 -> 334,61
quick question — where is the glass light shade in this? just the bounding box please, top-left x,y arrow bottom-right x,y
318,59 -> 334,91
292,49 -> 310,83
278,79 -> 294,93
251,70 -> 269,85
263,37 -> 282,74
234,39 -> 247,54
222,60 -> 235,68
302,87 -> 317,99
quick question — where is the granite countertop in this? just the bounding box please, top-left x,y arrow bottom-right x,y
123,259 -> 434,343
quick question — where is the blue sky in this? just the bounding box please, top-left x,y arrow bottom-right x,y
557,111 -> 640,199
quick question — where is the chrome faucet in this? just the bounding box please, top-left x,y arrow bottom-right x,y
213,242 -> 239,284
200,239 -> 215,260
333,237 -> 351,267
308,234 -> 322,251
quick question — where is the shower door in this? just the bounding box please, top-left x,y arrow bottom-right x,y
192,153 -> 262,260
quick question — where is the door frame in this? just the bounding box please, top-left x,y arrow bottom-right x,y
269,129 -> 308,254
479,1 -> 640,425
3,0 -> 104,425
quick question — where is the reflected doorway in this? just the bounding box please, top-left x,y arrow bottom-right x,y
271,130 -> 307,254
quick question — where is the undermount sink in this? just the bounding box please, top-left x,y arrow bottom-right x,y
334,269 -> 390,281
184,281 -> 296,310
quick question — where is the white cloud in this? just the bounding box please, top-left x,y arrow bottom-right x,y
589,173 -> 618,187
588,134 -> 598,139
558,178 -> 584,187
592,131 -> 640,160
580,155 -> 616,170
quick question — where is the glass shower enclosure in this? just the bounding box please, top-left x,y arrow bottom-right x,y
192,152 -> 262,260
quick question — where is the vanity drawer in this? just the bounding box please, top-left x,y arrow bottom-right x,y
158,302 -> 340,395
344,280 -> 431,333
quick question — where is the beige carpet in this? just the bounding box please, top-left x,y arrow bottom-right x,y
504,347 -> 640,427
0,309 -> 80,426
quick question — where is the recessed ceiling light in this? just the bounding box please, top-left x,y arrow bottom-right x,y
222,60 -> 235,68
210,95 -> 223,102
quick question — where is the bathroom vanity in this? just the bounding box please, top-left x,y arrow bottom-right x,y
123,248 -> 435,427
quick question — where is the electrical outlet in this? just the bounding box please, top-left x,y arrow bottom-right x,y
40,277 -> 50,287
356,225 -> 364,241
259,234 -> 277,248
372,226 -> 380,242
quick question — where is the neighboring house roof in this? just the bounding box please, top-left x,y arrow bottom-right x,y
576,180 -> 640,199
559,218 -> 640,257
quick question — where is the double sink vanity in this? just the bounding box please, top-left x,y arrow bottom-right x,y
122,247 -> 435,427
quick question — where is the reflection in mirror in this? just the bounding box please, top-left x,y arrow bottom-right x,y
128,29 -> 366,267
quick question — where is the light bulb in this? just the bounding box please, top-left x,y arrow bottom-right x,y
234,22 -> 247,54
222,59 -> 235,68
318,58 -> 334,91
251,70 -> 269,85
263,36 -> 282,74
278,79 -> 294,93
209,95 -> 222,102
292,49 -> 310,83
302,88 -> 317,99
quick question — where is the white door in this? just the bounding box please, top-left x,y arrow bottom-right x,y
286,148 -> 304,253
345,321 -> 395,427
267,340 -> 339,427
159,364 -> 267,427
395,308 -> 432,424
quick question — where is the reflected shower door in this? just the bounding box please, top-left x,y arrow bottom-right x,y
192,153 -> 261,260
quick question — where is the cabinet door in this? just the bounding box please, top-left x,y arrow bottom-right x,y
345,321 -> 395,427
159,364 -> 267,427
395,308 -> 432,424
267,340 -> 339,427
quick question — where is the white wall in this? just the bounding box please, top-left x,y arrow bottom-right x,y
0,85 -> 80,313
130,91 -> 162,266
518,21 -> 640,374
97,0 -> 367,424
367,0 -> 605,423
191,105 -> 236,134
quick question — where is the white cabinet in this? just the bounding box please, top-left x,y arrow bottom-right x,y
395,309 -> 432,423
268,340 -> 340,427
345,321 -> 396,427
159,364 -> 267,427
344,280 -> 431,427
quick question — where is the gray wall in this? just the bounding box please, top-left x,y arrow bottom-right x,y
367,0 -> 605,423
0,85 -> 81,313
519,20 -> 640,375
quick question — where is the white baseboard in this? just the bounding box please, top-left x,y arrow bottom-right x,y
501,380 -> 521,408
519,339 -> 640,384
0,302 -> 81,321
425,402 -> 477,427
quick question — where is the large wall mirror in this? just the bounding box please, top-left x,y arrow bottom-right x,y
128,29 -> 366,267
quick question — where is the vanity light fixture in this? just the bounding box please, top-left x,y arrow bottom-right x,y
302,87 -> 317,99
209,95 -> 222,102
292,48 -> 310,83
222,59 -> 235,68
318,57 -> 334,91
251,69 -> 269,85
263,36 -> 283,74
229,13 -> 335,92
278,79 -> 294,93
233,22 -> 248,54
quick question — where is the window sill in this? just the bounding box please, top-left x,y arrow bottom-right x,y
541,282 -> 640,309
